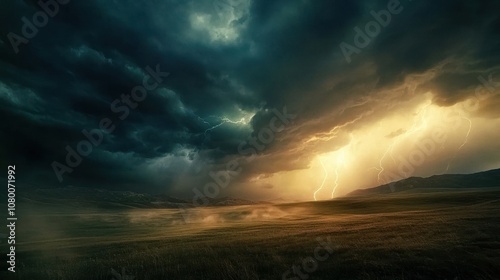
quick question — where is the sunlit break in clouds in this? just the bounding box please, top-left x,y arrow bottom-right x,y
1,0 -> 499,203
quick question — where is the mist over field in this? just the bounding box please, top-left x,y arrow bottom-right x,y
1,187 -> 499,279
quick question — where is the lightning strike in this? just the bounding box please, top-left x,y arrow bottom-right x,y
377,102 -> 431,181
329,138 -> 354,198
445,113 -> 472,172
203,121 -> 227,135
304,115 -> 364,145
457,115 -> 472,151
202,115 -> 252,136
313,157 -> 328,201
331,163 -> 340,198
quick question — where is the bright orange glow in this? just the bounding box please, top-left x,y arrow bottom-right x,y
252,93 -> 500,201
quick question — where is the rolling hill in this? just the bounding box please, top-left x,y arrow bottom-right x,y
348,168 -> 500,196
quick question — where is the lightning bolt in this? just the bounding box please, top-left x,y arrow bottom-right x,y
312,136 -> 352,199
313,157 -> 328,201
203,120 -> 227,135
457,115 -> 472,151
196,115 -> 211,126
202,116 -> 250,136
376,102 -> 431,181
445,113 -> 472,172
331,164 -> 340,198
304,115 -> 364,145
330,146 -> 350,198
377,136 -> 401,182
220,116 -> 248,125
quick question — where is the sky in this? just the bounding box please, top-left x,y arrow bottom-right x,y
1,0 -> 499,201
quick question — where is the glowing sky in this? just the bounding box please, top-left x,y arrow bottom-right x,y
1,0 -> 499,201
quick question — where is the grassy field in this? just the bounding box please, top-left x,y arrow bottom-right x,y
1,188 -> 500,279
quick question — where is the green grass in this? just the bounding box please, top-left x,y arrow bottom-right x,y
1,189 -> 500,279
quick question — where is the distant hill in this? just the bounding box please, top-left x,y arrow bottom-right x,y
205,197 -> 259,206
348,168 -> 500,196
15,186 -> 257,209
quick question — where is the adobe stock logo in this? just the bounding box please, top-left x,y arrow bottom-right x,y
51,64 -> 169,183
282,237 -> 335,280
7,0 -> 70,54
339,0 -> 407,63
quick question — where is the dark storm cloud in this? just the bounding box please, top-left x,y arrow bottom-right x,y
0,0 -> 499,195
230,0 -> 500,173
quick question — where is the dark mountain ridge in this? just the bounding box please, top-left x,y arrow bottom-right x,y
348,168 -> 500,196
